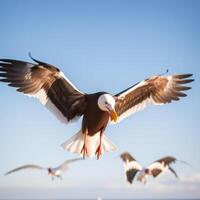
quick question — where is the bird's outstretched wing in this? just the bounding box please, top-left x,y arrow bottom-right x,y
114,74 -> 194,123
120,152 -> 142,184
126,170 -> 139,184
58,158 -> 82,172
147,156 -> 177,178
5,164 -> 45,175
0,56 -> 87,124
120,152 -> 137,162
155,156 -> 176,166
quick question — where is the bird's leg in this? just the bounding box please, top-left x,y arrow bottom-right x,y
81,129 -> 88,159
95,130 -> 103,160
51,176 -> 54,181
143,177 -> 147,184
59,175 -> 63,180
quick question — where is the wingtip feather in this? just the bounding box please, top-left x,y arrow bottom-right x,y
0,59 -> 13,63
176,79 -> 194,84
174,74 -> 193,79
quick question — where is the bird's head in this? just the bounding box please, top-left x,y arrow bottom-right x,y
97,93 -> 118,122
48,168 -> 52,175
145,168 -> 151,175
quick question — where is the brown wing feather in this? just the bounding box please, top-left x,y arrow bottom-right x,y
126,169 -> 138,184
114,74 -> 194,122
155,156 -> 176,166
0,57 -> 86,123
115,83 -> 152,116
151,168 -> 162,177
120,152 -> 137,162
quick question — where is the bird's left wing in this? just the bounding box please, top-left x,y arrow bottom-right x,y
114,74 -> 194,123
58,158 -> 82,171
147,156 -> 177,178
155,156 -> 176,166
0,56 -> 87,124
120,152 -> 142,183
4,164 -> 45,175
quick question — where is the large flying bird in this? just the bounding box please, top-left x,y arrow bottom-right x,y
0,55 -> 194,159
5,158 -> 82,180
120,152 -> 180,184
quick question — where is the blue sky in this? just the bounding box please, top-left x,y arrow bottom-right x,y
0,0 -> 199,199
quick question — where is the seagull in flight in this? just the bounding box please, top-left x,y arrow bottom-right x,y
5,158 -> 82,180
0,54 -> 194,159
120,152 -> 185,184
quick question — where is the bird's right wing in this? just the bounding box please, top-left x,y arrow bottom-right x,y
0,56 -> 87,124
5,164 -> 45,175
120,152 -> 142,183
114,74 -> 194,123
126,169 -> 139,184
155,156 -> 176,166
58,158 -> 82,171
147,156 -> 177,178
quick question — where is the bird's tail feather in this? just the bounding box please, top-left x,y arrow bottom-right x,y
61,130 -> 117,158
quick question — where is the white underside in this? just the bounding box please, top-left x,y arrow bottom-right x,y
51,169 -> 61,176
26,88 -> 73,124
61,130 -> 117,158
124,160 -> 142,171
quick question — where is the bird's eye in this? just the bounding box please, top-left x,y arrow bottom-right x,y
105,101 -> 108,105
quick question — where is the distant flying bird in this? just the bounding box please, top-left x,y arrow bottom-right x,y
120,152 -> 180,184
4,158 -> 82,180
0,55 -> 194,159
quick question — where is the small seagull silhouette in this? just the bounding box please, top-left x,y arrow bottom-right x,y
120,152 -> 185,184
5,158 -> 82,180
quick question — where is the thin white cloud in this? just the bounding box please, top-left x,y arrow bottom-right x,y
180,172 -> 200,183
1,172 -> 200,199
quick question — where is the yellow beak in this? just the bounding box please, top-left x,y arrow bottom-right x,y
110,110 -> 118,122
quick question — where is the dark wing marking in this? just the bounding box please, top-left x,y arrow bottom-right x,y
155,156 -> 176,166
120,152 -> 142,170
148,156 -> 177,178
0,57 -> 87,123
169,166 -> 179,178
126,169 -> 138,184
151,168 -> 162,177
114,74 -> 194,123
120,152 -> 142,184
5,164 -> 44,175
120,152 -> 136,162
